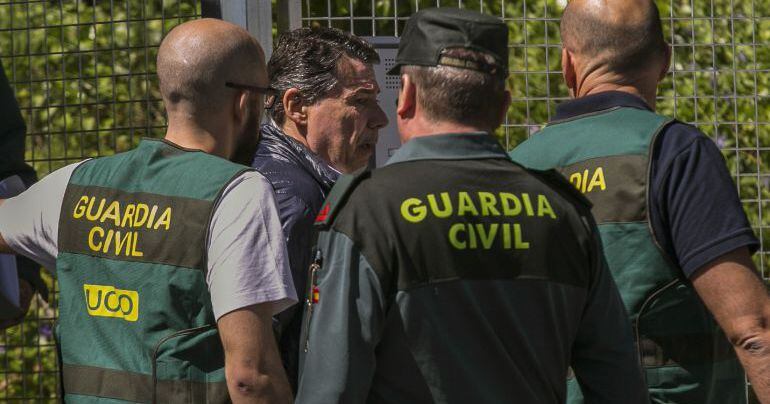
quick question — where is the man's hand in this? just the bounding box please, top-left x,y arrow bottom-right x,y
218,303 -> 292,404
692,247 -> 770,403
0,278 -> 34,330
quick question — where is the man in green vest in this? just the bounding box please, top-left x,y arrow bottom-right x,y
0,19 -> 296,403
296,8 -> 648,403
510,0 -> 770,402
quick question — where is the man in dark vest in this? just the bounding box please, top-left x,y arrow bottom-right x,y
251,27 -> 387,391
510,0 -> 770,402
0,60 -> 48,328
0,19 -> 296,403
295,8 -> 648,403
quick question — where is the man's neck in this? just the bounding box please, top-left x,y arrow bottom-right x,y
274,121 -> 341,174
402,118 -> 488,142
574,69 -> 658,109
578,84 -> 656,109
164,120 -> 227,158
278,121 -> 310,149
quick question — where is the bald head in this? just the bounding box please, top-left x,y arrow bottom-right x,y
157,18 -> 266,115
561,0 -> 667,74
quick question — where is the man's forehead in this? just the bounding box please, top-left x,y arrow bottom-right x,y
338,57 -> 380,92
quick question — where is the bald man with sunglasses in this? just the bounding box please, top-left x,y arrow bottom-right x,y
0,19 -> 295,403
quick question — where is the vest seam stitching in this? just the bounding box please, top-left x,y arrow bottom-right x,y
57,159 -> 93,251
645,118 -> 680,268
598,220 -> 648,225
385,154 -> 507,167
559,153 -> 648,167
545,106 -> 623,126
396,273 -> 591,291
58,246 -> 205,271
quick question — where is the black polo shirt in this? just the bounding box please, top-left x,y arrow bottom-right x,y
550,91 -> 758,277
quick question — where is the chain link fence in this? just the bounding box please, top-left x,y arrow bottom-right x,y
1,0 -> 768,400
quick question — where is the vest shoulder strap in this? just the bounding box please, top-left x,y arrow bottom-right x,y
314,167 -> 371,229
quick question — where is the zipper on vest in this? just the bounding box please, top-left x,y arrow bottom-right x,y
303,251 -> 323,353
151,324 -> 216,404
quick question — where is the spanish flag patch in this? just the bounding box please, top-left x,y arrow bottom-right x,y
312,285 -> 320,304
315,203 -> 330,223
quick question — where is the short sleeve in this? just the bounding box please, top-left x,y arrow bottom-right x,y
650,124 -> 759,277
206,171 -> 298,320
0,161 -> 84,270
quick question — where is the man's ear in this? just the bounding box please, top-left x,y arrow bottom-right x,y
496,89 -> 512,129
397,73 -> 416,120
562,47 -> 577,96
282,88 -> 307,127
658,43 -> 672,82
234,90 -> 250,124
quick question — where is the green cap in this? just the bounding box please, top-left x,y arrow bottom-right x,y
387,8 -> 509,76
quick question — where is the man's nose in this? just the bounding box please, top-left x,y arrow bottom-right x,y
369,104 -> 389,129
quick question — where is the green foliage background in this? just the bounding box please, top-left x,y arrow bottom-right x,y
0,0 -> 767,400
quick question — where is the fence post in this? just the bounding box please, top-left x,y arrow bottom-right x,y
206,0 -> 274,59
277,0 -> 302,33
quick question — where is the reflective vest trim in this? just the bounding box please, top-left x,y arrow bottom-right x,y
62,364 -> 228,403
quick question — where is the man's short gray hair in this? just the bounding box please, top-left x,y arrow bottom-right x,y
402,48 -> 506,130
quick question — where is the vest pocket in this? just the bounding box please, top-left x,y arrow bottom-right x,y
151,324 -> 228,403
645,362 -> 746,404
636,280 -> 745,403
636,281 -> 734,368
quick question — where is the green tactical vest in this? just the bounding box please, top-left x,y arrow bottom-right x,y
55,139 -> 247,403
510,107 -> 745,404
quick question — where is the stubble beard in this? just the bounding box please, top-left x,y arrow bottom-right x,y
230,112 -> 261,166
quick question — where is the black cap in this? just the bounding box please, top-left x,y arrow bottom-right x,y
387,8 -> 509,76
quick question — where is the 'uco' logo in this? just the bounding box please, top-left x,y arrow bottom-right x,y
83,284 -> 139,322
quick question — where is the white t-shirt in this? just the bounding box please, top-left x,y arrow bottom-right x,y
0,161 -> 297,320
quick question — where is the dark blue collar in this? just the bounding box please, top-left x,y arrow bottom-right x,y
552,91 -> 653,122
257,123 -> 339,190
386,132 -> 507,166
